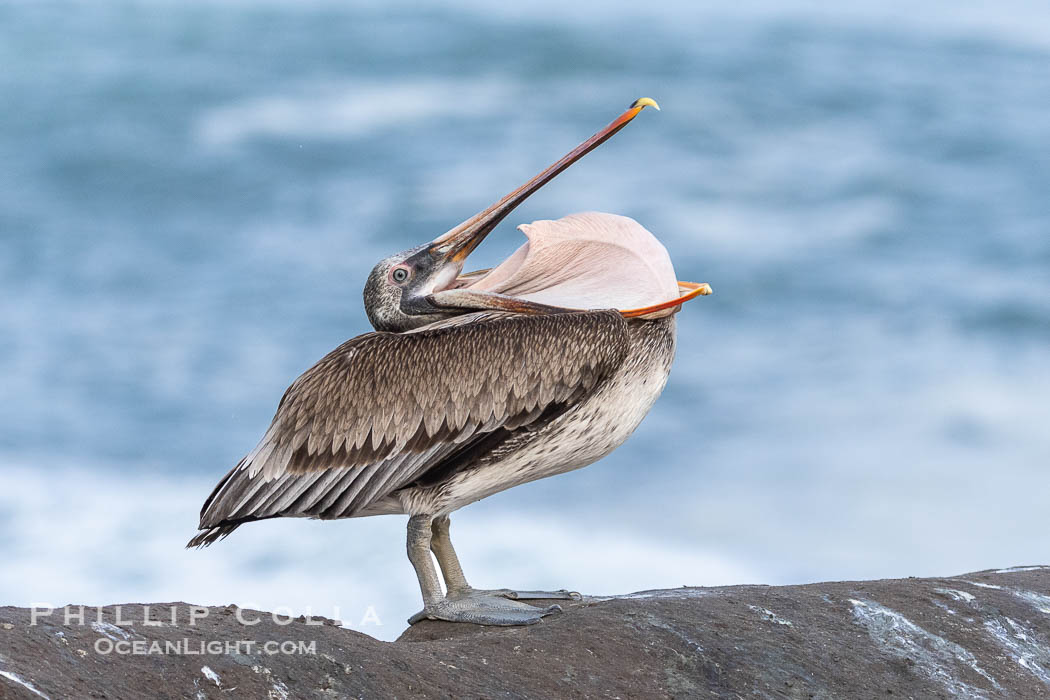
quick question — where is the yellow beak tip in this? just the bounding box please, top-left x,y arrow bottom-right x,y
631,97 -> 661,111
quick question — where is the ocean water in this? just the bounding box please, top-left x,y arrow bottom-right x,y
1,1 -> 1048,641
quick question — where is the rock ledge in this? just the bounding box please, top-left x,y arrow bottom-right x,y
2,567 -> 1049,698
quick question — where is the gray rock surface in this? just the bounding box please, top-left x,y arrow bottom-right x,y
2,567 -> 1049,699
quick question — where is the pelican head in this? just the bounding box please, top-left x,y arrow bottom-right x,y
363,98 -> 706,332
363,245 -> 456,333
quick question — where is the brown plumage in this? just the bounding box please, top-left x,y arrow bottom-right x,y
188,310 -> 628,547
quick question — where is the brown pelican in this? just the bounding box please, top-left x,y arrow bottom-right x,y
188,98 -> 711,625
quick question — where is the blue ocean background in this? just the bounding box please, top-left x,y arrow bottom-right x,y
2,0 -> 1048,640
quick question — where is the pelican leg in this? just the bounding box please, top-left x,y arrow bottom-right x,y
429,515 -> 470,593
430,515 -> 580,601
407,514 -> 575,626
406,514 -> 444,608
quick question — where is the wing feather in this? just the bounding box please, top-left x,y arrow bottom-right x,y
188,310 -> 627,546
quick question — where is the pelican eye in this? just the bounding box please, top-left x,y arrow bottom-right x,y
391,266 -> 411,284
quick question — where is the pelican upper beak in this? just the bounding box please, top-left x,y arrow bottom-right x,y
426,98 -> 661,269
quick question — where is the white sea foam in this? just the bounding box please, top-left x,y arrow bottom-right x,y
197,79 -> 511,147
0,466 -> 760,642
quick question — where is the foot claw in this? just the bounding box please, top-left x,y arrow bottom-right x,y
501,589 -> 581,601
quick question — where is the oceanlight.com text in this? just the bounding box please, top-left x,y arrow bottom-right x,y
93,638 -> 317,656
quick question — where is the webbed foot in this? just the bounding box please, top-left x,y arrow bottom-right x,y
408,589 -> 566,626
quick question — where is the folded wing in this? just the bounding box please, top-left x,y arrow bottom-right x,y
188,310 -> 628,546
